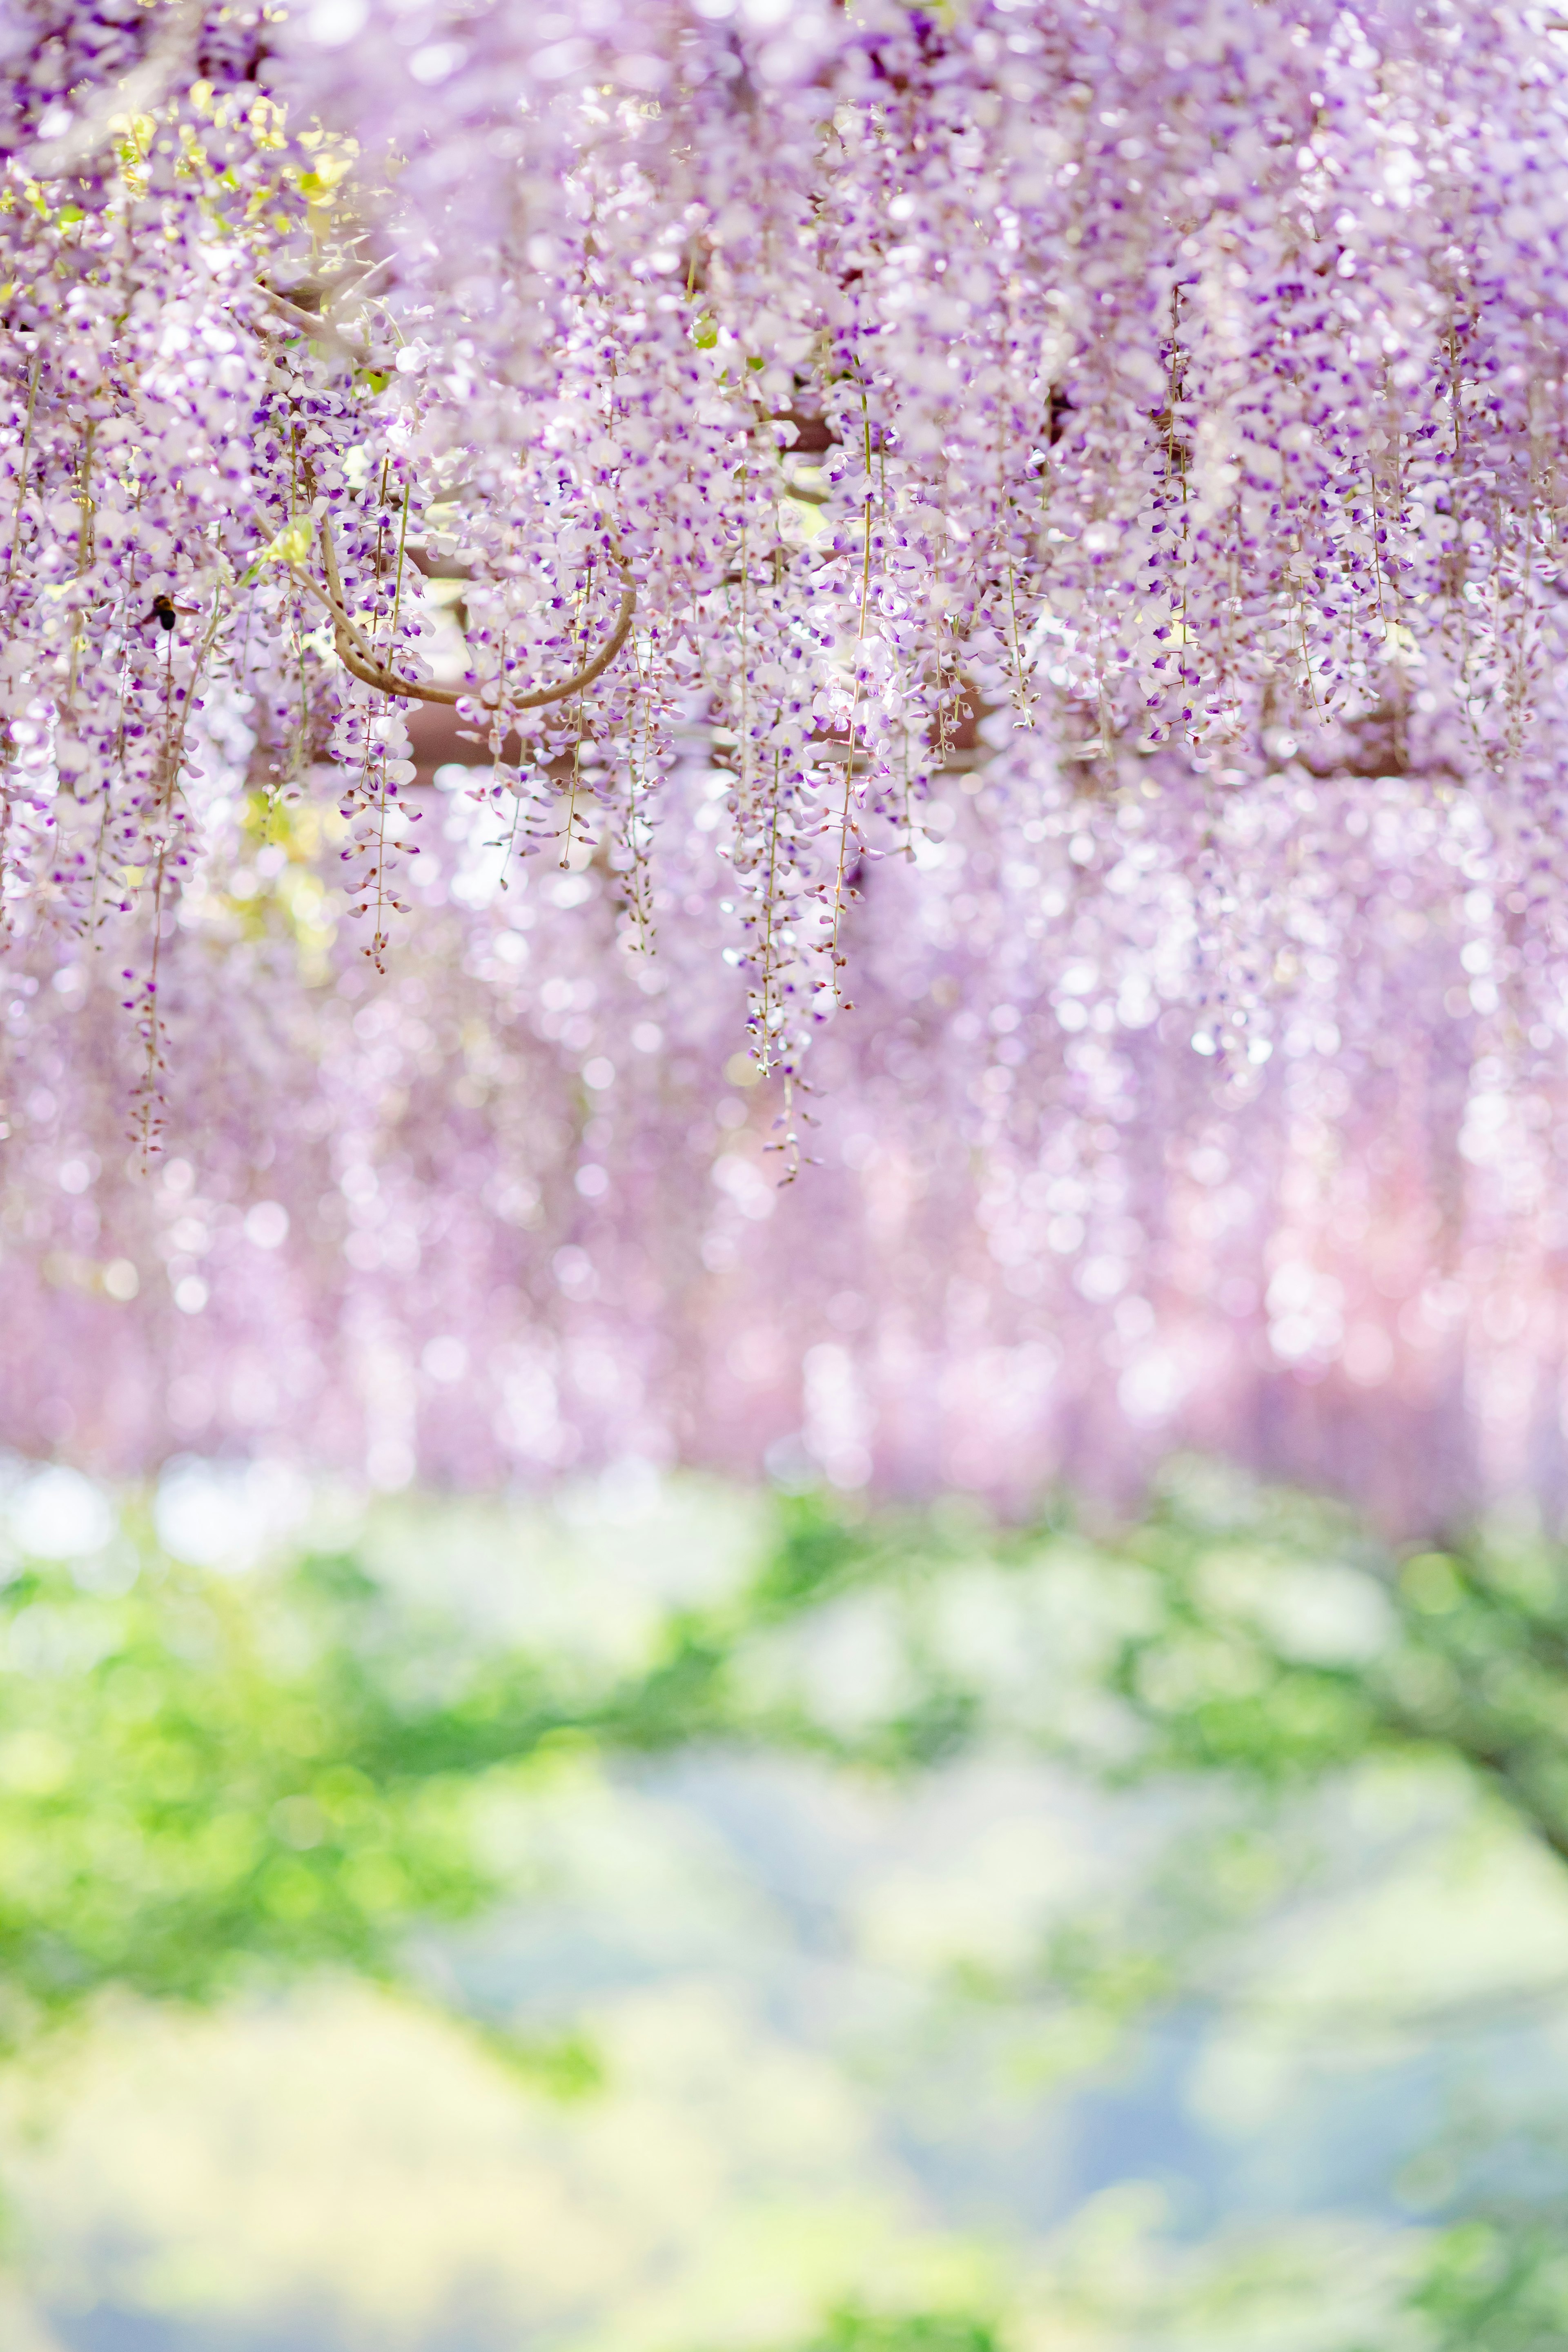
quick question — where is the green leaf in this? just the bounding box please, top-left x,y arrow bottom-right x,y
263,516 -> 314,566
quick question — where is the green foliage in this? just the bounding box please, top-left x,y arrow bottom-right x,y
723,1478 -> 1568,2352
12,1468 -> 1568,2349
468,2019 -> 607,2103
1098,1477 -> 1568,1872
0,1483 -> 998,2046
1406,2214 -> 1568,2351
15,1467 -> 1568,2052
740,1468 -> 1568,1871
797,2308 -> 1005,2352
0,1496 -> 859,2040
0,1542 -> 488,2037
693,2307 -> 1009,2352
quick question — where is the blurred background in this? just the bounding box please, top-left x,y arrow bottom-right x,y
0,1454 -> 1564,2352
10,3 -> 1568,2342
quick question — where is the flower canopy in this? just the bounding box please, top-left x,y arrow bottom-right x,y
2,0 -> 1568,1515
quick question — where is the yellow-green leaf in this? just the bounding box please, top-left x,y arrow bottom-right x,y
264,517 -> 314,566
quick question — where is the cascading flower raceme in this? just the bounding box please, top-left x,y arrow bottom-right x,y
4,0 -> 1568,1516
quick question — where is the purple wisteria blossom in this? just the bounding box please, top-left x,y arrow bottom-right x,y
3,0 -> 1568,1518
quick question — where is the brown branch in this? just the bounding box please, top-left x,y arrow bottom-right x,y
255,288 -> 399,372
314,516 -> 637,714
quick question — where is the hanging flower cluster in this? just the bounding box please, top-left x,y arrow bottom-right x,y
5,0 -> 1568,1511
2,764 -> 1563,1528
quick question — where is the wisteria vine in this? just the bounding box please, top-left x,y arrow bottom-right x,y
5,0 -> 1568,1508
